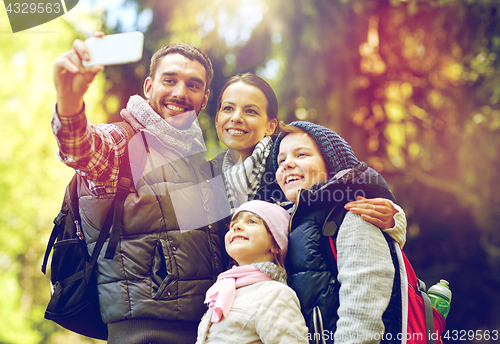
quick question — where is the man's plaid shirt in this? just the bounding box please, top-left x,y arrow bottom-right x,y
52,107 -> 128,195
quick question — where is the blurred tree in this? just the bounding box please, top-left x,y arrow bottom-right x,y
2,0 -> 497,342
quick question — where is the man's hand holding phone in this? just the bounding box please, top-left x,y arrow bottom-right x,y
54,32 -> 144,117
54,32 -> 105,117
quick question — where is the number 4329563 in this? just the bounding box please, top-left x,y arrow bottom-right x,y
5,2 -> 62,14
443,330 -> 498,341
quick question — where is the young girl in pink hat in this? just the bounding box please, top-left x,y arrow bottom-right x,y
196,200 -> 308,344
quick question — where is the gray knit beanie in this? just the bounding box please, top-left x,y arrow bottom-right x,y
272,121 -> 359,176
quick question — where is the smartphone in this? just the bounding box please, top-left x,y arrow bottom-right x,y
82,32 -> 144,67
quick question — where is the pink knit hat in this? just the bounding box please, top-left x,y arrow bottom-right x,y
232,200 -> 290,258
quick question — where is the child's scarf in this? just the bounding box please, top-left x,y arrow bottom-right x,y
204,265 -> 274,323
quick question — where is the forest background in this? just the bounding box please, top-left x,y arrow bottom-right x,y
0,0 -> 499,343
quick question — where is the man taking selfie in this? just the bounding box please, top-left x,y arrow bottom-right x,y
52,32 -> 228,344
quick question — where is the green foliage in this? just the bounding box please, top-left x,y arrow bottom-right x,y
0,4 -> 107,343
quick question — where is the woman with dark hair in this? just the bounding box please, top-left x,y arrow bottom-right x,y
210,73 -> 279,213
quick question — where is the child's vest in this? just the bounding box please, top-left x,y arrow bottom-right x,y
320,205 -> 446,344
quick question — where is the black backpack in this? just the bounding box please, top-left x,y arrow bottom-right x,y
41,122 -> 135,340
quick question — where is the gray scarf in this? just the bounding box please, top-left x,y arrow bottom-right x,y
251,261 -> 287,284
126,95 -> 203,155
226,262 -> 287,284
222,136 -> 272,214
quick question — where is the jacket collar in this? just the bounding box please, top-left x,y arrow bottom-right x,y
295,161 -> 395,211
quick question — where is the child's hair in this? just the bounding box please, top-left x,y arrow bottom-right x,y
272,121 -> 359,176
230,200 -> 290,268
275,121 -> 306,142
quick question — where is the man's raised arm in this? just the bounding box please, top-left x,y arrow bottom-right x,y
54,32 -> 104,117
52,32 -> 129,193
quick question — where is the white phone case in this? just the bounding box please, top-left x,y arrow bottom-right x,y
82,32 -> 144,67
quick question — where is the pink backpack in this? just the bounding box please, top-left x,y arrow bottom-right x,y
399,248 -> 446,343
328,237 -> 446,343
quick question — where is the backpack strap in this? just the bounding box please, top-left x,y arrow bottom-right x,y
322,204 -> 348,237
322,204 -> 348,267
418,279 -> 436,344
104,172 -> 131,259
41,173 -> 79,274
104,121 -> 135,259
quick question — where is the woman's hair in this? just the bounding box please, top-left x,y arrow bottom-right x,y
216,73 -> 280,138
229,211 -> 285,268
